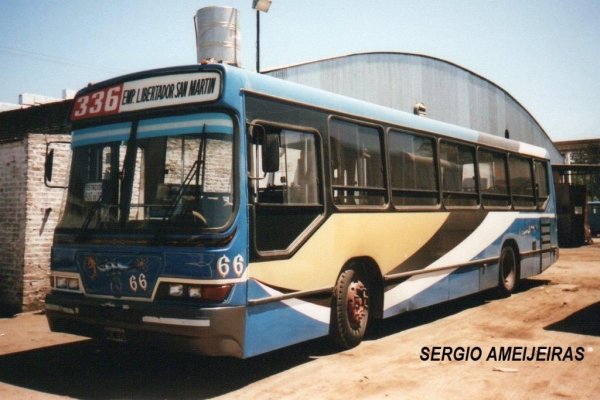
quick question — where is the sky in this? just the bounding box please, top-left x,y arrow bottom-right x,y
0,0 -> 599,141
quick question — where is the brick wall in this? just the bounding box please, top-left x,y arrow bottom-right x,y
0,134 -> 70,315
0,140 -> 28,316
0,101 -> 72,315
22,134 -> 71,311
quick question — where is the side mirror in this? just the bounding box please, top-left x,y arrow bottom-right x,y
44,141 -> 70,189
45,148 -> 55,184
262,132 -> 280,173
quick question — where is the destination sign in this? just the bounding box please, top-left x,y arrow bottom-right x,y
70,72 -> 221,121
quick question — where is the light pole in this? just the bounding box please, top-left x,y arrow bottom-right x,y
252,0 -> 272,73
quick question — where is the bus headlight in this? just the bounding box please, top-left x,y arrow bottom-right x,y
169,284 -> 185,297
52,275 -> 81,292
160,283 -> 233,303
67,278 -> 80,290
56,277 -> 68,289
188,287 -> 202,298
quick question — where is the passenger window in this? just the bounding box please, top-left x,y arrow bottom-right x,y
478,149 -> 510,207
509,155 -> 535,208
388,130 -> 438,206
330,119 -> 386,206
534,160 -> 550,209
439,141 -> 478,206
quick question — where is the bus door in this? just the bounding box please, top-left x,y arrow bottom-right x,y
249,123 -> 323,255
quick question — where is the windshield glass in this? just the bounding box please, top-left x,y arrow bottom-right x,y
59,113 -> 234,235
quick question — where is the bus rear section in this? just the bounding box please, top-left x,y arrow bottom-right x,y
240,90 -> 558,355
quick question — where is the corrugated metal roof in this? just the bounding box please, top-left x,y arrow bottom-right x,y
264,52 -> 562,163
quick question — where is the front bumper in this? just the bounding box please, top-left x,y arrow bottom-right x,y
45,292 -> 246,358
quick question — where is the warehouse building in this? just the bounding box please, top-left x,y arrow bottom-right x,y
264,52 -> 563,163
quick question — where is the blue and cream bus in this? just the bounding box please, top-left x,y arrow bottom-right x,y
45,63 -> 558,357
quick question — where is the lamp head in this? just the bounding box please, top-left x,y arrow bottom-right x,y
252,0 -> 272,12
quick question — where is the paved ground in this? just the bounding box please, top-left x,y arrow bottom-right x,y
0,244 -> 599,399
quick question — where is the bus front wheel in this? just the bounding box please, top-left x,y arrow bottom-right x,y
498,245 -> 518,297
330,267 -> 370,349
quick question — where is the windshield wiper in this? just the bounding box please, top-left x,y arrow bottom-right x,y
162,125 -> 207,222
162,160 -> 199,221
78,191 -> 105,239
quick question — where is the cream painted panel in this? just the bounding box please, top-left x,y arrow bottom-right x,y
249,212 -> 449,291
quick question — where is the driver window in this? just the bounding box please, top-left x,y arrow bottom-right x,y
252,126 -> 320,205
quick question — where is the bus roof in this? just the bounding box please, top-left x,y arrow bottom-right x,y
73,63 -> 550,160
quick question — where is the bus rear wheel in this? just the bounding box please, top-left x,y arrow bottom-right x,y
330,267 -> 370,349
498,245 -> 518,297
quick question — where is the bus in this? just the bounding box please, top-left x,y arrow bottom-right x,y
45,63 -> 558,358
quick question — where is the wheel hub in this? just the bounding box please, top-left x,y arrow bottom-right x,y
347,280 -> 368,326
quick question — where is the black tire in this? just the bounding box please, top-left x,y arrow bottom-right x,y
498,245 -> 518,297
330,267 -> 370,349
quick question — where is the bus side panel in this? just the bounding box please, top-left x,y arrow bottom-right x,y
384,266 -> 486,316
472,214 -> 545,280
480,262 -> 500,290
512,216 -> 544,279
540,220 -> 557,272
243,279 -> 330,357
474,213 -> 557,281
448,266 -> 480,300
541,166 -> 559,271
407,274 -> 450,309
541,248 -> 559,272
383,211 -> 552,319
521,254 -> 541,278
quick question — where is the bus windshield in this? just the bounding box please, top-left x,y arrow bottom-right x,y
58,113 -> 234,235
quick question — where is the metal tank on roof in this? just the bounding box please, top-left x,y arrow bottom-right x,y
194,6 -> 241,67
264,52 -> 562,164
